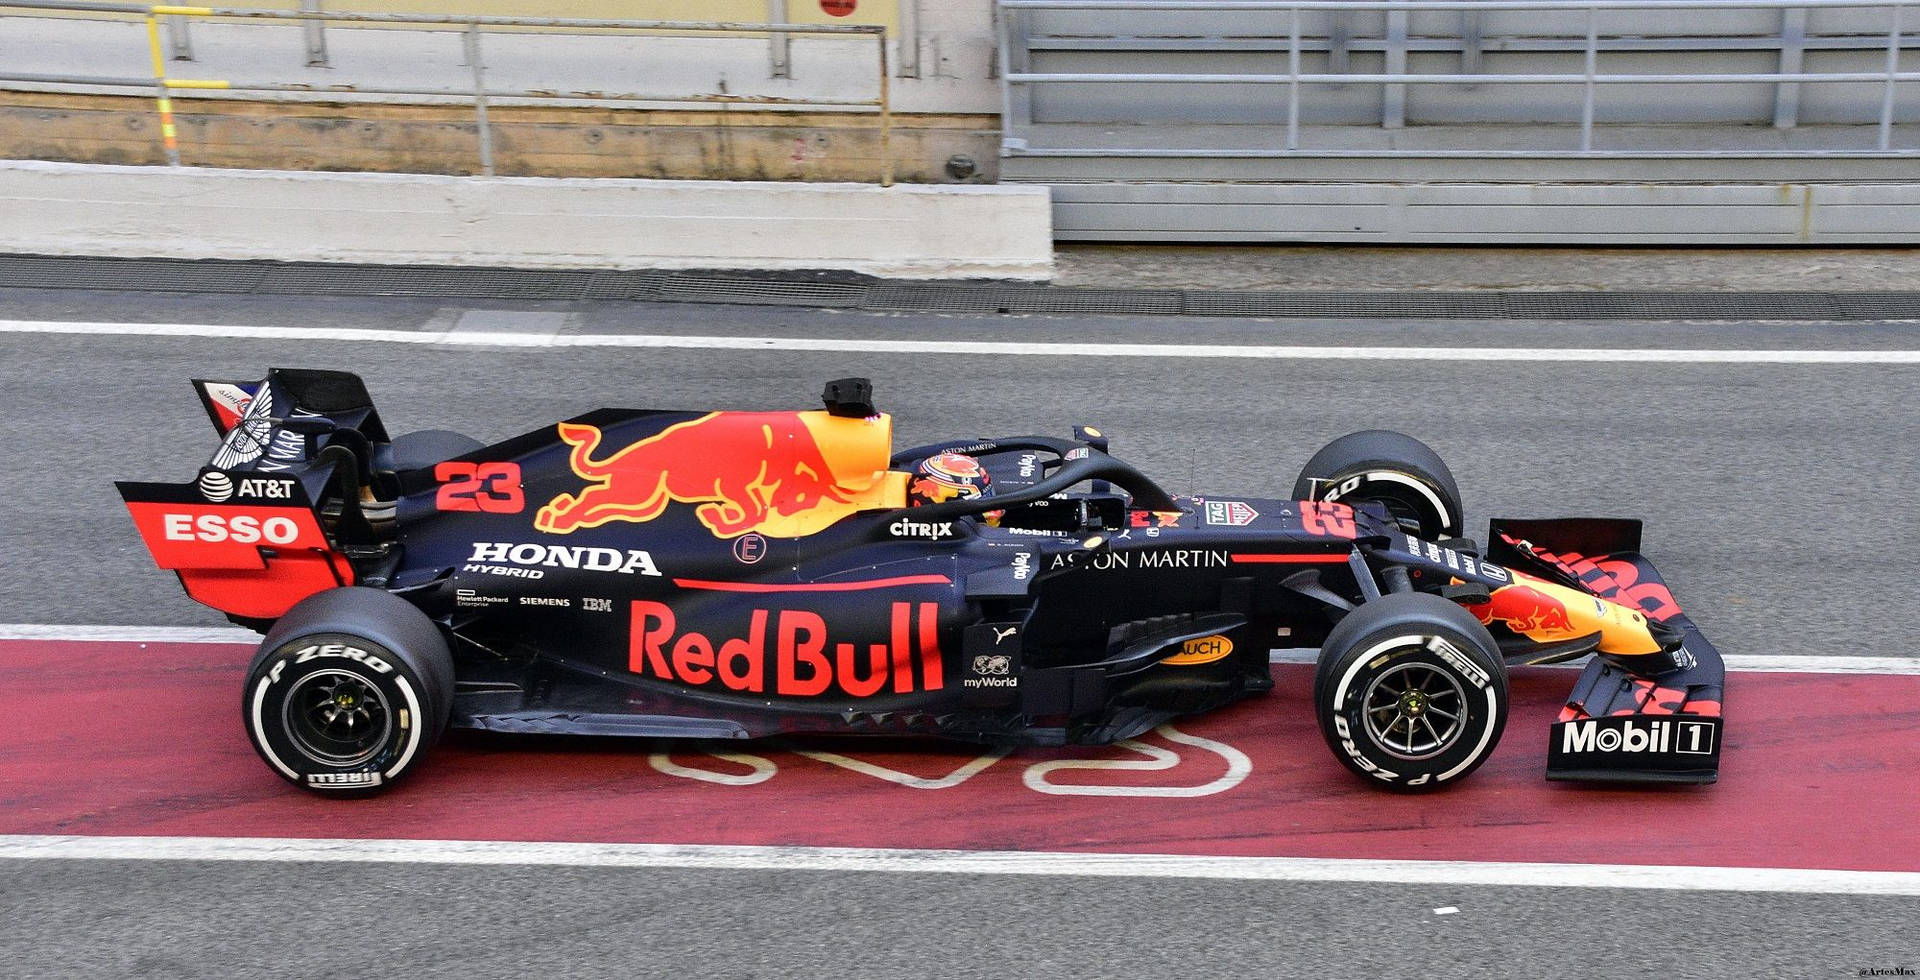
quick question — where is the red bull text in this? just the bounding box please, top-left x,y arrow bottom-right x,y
630,600 -> 946,698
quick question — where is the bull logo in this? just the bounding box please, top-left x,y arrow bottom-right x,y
1475,582 -> 1584,643
536,412 -> 884,539
973,655 -> 1012,675
1494,585 -> 1574,633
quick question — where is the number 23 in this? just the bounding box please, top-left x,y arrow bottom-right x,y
435,461 -> 524,514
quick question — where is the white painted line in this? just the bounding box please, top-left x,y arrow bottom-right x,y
647,751 -> 778,787
449,310 -> 569,340
1267,649 -> 1920,675
0,624 -> 261,644
796,746 -> 1009,790
3,626 -> 1916,675
1434,906 -> 1460,915
1719,655 -> 1920,675
3,834 -> 1916,895
1022,724 -> 1251,798
3,319 -> 1919,364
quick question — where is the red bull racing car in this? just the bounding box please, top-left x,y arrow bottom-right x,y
117,369 -> 1724,795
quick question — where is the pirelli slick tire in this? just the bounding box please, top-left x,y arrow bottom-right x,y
1313,593 -> 1508,792
242,588 -> 454,795
1291,430 -> 1464,539
386,429 -> 484,473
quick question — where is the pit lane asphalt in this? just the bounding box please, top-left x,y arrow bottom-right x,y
1,287 -> 1917,978
3,861 -> 1916,980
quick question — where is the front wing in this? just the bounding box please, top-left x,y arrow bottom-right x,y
1488,518 -> 1725,784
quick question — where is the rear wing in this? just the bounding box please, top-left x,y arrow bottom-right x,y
196,369 -> 387,472
117,369 -> 389,623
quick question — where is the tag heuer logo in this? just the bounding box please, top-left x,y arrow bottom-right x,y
1204,501 -> 1258,526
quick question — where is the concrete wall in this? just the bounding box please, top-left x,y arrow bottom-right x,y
0,161 -> 1052,279
1,92 -> 998,185
0,5 -> 1004,184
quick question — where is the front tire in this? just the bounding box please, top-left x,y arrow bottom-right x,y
242,587 -> 454,795
1313,593 -> 1507,792
1292,430 -> 1464,538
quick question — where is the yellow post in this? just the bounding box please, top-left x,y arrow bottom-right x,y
144,14 -> 181,166
876,30 -> 892,187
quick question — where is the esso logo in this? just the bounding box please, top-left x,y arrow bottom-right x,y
162,513 -> 300,545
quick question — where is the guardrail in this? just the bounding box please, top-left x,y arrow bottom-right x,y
149,1 -> 919,80
998,0 -> 1918,156
0,1 -> 896,183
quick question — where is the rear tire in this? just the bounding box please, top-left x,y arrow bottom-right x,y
242,587 -> 454,795
1292,430 -> 1463,539
1313,592 -> 1507,792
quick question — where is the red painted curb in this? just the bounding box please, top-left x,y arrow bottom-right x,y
3,639 -> 1914,871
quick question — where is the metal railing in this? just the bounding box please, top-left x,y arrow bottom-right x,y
155,0 -> 919,79
0,1 -> 896,183
998,0 -> 1918,156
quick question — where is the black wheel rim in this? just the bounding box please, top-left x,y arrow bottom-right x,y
283,668 -> 392,768
1361,660 -> 1467,760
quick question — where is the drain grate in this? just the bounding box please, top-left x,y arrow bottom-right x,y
256,264 -> 595,299
1834,293 -> 1920,318
1187,290 -> 1511,318
580,271 -> 670,301
1503,291 -> 1842,320
0,255 -> 265,294
865,284 -> 1185,315
3,254 -> 1916,321
657,274 -> 870,307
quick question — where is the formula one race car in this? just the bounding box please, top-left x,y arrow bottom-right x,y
118,370 -> 1725,794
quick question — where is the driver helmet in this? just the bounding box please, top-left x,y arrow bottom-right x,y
908,452 -> 992,506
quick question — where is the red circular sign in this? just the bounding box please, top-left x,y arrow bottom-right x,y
820,0 -> 856,16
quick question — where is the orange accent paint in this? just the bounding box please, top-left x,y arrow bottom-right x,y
1161,634 -> 1234,666
1475,572 -> 1664,655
